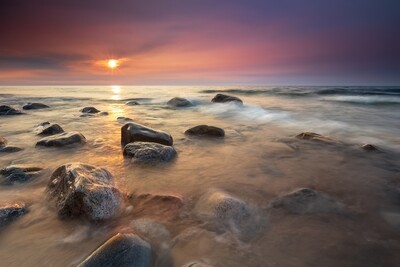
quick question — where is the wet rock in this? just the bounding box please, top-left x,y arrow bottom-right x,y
0,164 -> 43,185
121,123 -> 173,147
47,163 -> 122,220
35,123 -> 64,136
80,113 -> 95,118
361,143 -> 379,151
123,142 -> 176,163
36,132 -> 86,147
211,94 -> 243,104
22,103 -> 49,110
269,188 -> 348,215
78,233 -> 151,267
0,146 -> 23,153
182,262 -> 214,267
0,203 -> 28,227
117,117 -> 133,122
99,111 -> 109,116
295,132 -> 339,144
126,101 -> 140,106
185,125 -> 225,137
36,121 -> 50,127
167,97 -> 192,107
0,105 -> 24,115
81,107 -> 100,114
0,136 -> 7,147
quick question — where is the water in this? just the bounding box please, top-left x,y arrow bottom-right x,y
0,86 -> 400,266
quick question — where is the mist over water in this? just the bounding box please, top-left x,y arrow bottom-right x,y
0,86 -> 400,266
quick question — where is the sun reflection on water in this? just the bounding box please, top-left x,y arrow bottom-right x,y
111,85 -> 121,100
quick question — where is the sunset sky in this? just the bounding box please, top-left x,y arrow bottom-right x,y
1,0 -> 399,85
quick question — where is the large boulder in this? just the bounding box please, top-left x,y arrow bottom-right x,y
0,164 -> 43,185
0,203 -> 28,227
185,125 -> 225,137
35,123 -> 64,135
22,103 -> 49,110
211,94 -> 243,104
269,188 -> 348,215
0,105 -> 23,115
295,132 -> 339,144
81,107 -> 100,114
121,123 -> 173,147
47,163 -> 122,220
36,132 -> 86,147
123,142 -> 176,163
167,97 -> 192,107
78,233 -> 151,267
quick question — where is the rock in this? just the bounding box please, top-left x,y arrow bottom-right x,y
295,132 -> 339,144
36,132 -> 86,147
167,97 -> 192,107
269,188 -> 348,215
0,136 -> 7,147
126,101 -> 140,106
99,111 -> 109,116
36,121 -> 50,127
78,233 -> 151,267
0,203 -> 28,227
185,125 -> 225,137
35,123 -> 64,135
211,94 -> 243,104
0,146 -> 23,153
0,105 -> 24,115
0,165 -> 43,185
121,123 -> 173,147
22,103 -> 49,110
182,262 -> 213,267
123,142 -> 176,163
81,107 -> 100,113
117,117 -> 133,122
47,163 -> 122,220
361,143 -> 379,151
80,113 -> 95,118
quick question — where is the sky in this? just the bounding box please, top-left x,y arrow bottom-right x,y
0,0 -> 399,85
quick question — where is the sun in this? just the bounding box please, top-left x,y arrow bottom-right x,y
107,59 -> 119,69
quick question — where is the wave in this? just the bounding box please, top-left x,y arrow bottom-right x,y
322,95 -> 400,105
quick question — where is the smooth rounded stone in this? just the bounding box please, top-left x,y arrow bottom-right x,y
121,122 -> 173,147
35,121 -> 50,127
211,94 -> 243,104
295,132 -> 339,144
167,97 -> 192,107
99,111 -> 109,116
22,102 -> 50,110
195,189 -> 264,240
47,163 -> 122,220
81,107 -> 100,113
35,123 -> 64,136
126,100 -> 140,106
361,143 -> 379,151
78,233 -> 151,267
0,136 -> 7,147
123,142 -> 176,163
117,117 -> 133,122
185,125 -> 225,137
0,165 -> 43,185
0,146 -> 23,153
269,188 -> 348,215
36,132 -> 86,147
182,262 -> 214,267
0,105 -> 24,115
0,203 -> 28,227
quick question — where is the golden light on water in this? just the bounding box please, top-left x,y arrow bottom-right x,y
107,59 -> 119,69
111,85 -> 121,94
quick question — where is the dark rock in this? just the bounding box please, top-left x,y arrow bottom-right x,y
0,136 -> 6,147
36,132 -> 86,147
361,144 -> 379,151
47,163 -> 122,220
78,233 -> 151,267
0,105 -> 24,115
121,123 -> 173,147
269,188 -> 347,215
295,132 -> 339,144
0,146 -> 23,153
211,94 -> 243,104
167,97 -> 192,107
22,103 -> 50,110
99,111 -> 109,116
81,107 -> 100,113
35,123 -> 64,136
182,262 -> 214,267
0,203 -> 27,227
126,101 -> 140,106
185,125 -> 225,137
80,113 -> 95,118
35,121 -> 50,127
0,165 -> 43,185
123,142 -> 176,163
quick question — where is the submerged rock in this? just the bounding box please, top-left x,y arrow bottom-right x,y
269,188 -> 348,215
22,103 -> 49,110
0,203 -> 28,227
126,101 -> 140,106
35,123 -> 64,136
211,94 -> 243,104
0,137 -> 7,147
36,132 -> 86,147
47,163 -> 122,220
129,193 -> 183,220
121,123 -> 173,147
0,164 -> 43,185
78,233 -> 151,267
0,105 -> 24,115
117,117 -> 133,122
167,97 -> 192,107
182,262 -> 214,267
99,111 -> 109,116
81,107 -> 100,114
0,146 -> 23,153
361,143 -> 379,151
295,132 -> 339,144
123,142 -> 176,163
185,125 -> 225,137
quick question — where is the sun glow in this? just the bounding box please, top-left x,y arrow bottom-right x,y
107,59 -> 119,69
